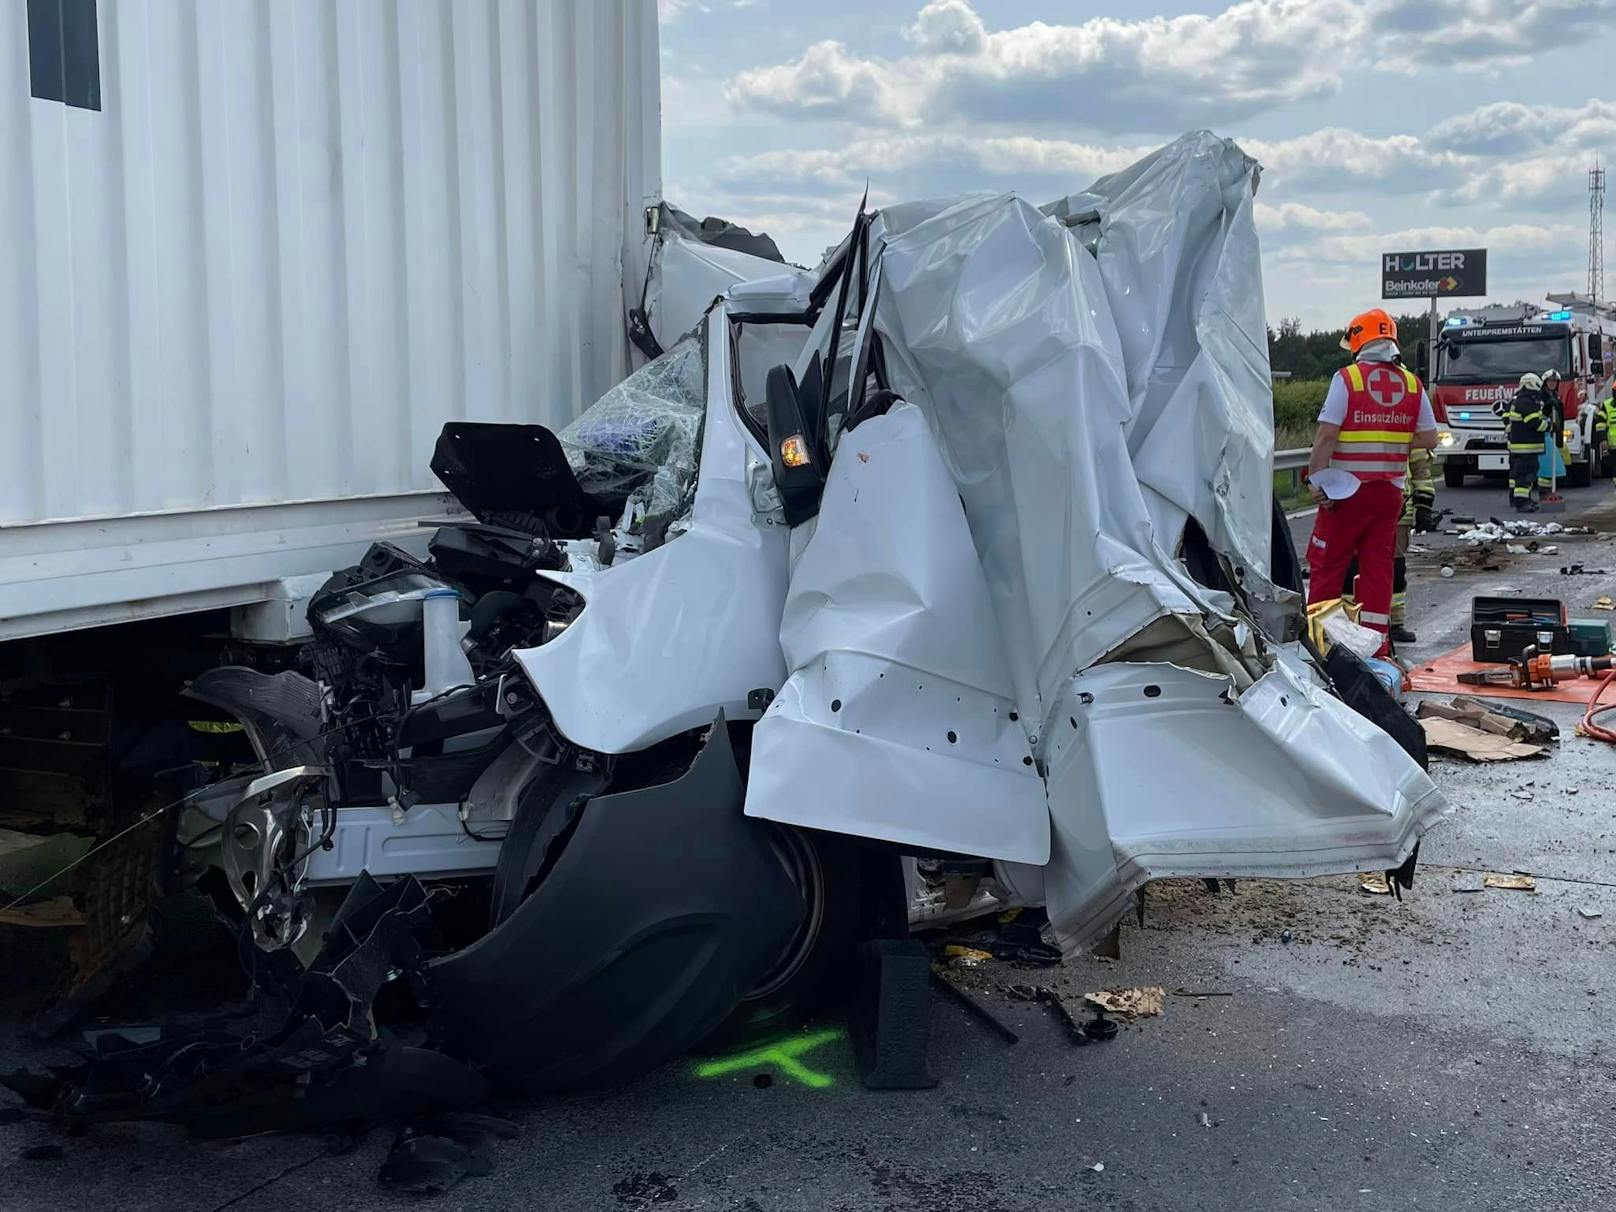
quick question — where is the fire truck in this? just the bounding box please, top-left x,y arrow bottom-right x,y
1420,304 -> 1615,489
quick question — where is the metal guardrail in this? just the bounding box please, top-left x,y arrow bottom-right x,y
1274,447 -> 1308,495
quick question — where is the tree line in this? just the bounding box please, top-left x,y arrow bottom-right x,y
1266,312 -> 1432,381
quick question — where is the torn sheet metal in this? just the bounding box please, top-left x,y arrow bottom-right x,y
1064,133 -> 1280,602
645,203 -> 811,354
746,404 -> 1050,865
747,131 -> 1447,949
1040,656 -> 1446,950
518,319 -> 792,754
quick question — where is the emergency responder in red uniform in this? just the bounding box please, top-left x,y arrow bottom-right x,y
1305,309 -> 1440,657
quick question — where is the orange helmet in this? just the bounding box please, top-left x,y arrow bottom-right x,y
1340,308 -> 1398,353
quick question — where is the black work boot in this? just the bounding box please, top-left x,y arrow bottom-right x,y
1389,623 -> 1417,645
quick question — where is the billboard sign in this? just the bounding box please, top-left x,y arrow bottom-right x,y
1381,249 -> 1487,299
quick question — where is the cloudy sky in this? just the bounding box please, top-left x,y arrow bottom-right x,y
659,0 -> 1613,331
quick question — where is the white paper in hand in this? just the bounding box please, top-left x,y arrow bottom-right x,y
1309,468 -> 1360,501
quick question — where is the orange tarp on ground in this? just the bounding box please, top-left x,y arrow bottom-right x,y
1407,642 -> 1607,705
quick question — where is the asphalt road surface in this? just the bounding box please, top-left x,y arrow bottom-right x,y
5,476 -> 1616,1211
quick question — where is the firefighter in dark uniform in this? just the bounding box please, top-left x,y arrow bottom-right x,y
1505,373 -> 1550,511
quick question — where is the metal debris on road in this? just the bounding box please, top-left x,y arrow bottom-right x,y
1483,873 -> 1537,891
1085,987 -> 1166,1019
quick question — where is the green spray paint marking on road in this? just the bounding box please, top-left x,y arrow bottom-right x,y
692,1026 -> 845,1089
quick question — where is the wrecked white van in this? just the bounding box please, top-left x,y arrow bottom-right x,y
166,132 -> 1445,1106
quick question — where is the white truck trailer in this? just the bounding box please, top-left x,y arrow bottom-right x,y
0,0 -> 661,973
2,0 -> 660,643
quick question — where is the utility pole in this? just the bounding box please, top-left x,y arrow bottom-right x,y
1591,161 -> 1605,312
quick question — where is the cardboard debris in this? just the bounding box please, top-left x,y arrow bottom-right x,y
1084,986 -> 1165,1019
1483,873 -> 1536,892
1416,697 -> 1557,744
0,895 -> 84,928
1420,717 -> 1547,763
1595,597 -> 1614,612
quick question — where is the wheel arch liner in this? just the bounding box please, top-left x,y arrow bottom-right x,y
425,718 -> 805,1090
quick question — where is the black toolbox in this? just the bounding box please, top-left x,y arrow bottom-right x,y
1470,595 -> 1573,663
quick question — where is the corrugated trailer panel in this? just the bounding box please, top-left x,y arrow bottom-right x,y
0,0 -> 660,530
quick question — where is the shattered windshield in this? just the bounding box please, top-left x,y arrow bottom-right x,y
557,323 -> 707,524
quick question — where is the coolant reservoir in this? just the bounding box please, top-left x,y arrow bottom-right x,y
417,588 -> 474,704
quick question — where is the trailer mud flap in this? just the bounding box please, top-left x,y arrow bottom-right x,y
426,720 -> 804,1090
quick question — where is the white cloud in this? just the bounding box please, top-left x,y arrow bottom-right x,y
905,0 -> 987,55
1266,222 -> 1580,276
1426,99 -> 1616,156
723,0 -> 1614,133
1254,201 -> 1373,235
714,133 -> 1146,196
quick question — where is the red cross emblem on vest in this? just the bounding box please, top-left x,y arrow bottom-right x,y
1365,367 -> 1406,407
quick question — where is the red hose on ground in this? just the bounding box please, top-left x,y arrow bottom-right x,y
1581,670 -> 1616,743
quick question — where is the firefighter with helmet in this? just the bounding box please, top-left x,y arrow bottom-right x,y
1504,373 -> 1551,511
1304,309 -> 1439,657
1537,368 -> 1567,496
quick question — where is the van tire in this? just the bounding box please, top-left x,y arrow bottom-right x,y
1443,460 -> 1467,489
703,827 -> 864,1048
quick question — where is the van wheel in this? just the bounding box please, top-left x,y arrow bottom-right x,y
704,827 -> 864,1048
1443,460 -> 1467,489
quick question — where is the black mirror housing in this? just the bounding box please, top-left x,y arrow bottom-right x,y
765,357 -> 828,526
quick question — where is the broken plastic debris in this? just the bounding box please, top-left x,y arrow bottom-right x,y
1441,566 -> 1456,578
943,944 -> 994,969
1084,986 -> 1165,1019
1577,907 -> 1603,920
1087,1162 -> 1105,1173
1452,874 -> 1486,893
1483,872 -> 1536,892
1198,1112 -> 1213,1128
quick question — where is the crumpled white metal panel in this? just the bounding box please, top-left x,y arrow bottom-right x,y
1076,133 -> 1279,599
517,318 -> 792,755
1039,656 -> 1447,949
872,189 -> 1214,733
0,0 -> 659,528
745,404 -> 1051,865
748,133 -> 1447,947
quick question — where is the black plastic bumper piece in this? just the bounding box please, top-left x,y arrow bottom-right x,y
426,719 -> 805,1090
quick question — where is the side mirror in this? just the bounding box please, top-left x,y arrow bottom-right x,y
764,356 -> 828,526
1413,338 -> 1430,381
1590,334 -> 1605,379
